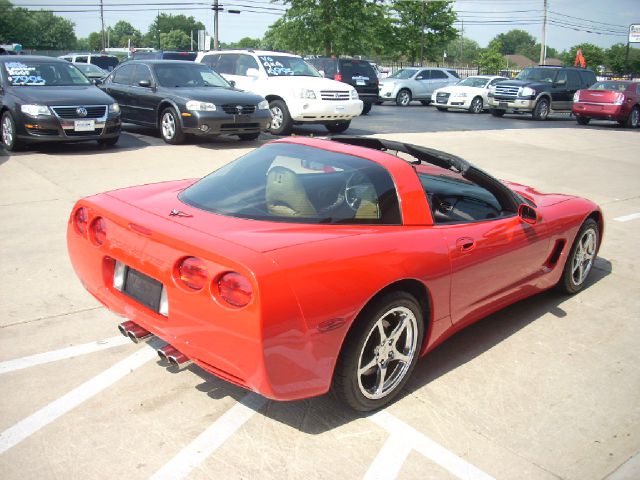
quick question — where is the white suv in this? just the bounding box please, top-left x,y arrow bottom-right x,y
196,50 -> 363,135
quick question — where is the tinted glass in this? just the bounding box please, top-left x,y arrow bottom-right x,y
430,70 -> 448,79
215,54 -> 238,75
76,63 -> 106,75
566,70 -> 580,90
258,55 -> 320,77
180,143 -> 401,225
389,69 -> 417,79
111,64 -> 135,85
90,56 -> 119,71
590,81 -> 630,92
447,69 -> 460,79
131,64 -> 152,85
75,56 -> 88,63
235,54 -> 259,75
154,63 -> 229,88
307,58 -> 337,77
339,60 -> 376,80
3,60 -> 91,86
458,76 -> 489,88
161,52 -> 197,61
201,54 -> 219,69
516,67 -> 558,83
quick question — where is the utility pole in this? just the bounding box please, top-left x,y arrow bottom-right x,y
100,0 -> 106,51
459,19 -> 464,65
213,0 -> 220,50
539,0 -> 548,64
420,1 -> 425,65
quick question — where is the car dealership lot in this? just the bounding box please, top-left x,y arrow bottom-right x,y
1,111 -> 639,479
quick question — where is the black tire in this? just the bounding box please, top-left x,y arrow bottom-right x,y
268,99 -> 293,135
395,89 -> 412,106
1,111 -> 22,151
532,98 -> 550,120
361,102 -> 372,115
624,106 -> 639,128
576,116 -> 590,125
238,132 -> 260,141
325,120 -> 351,134
557,218 -> 599,294
332,291 -> 425,411
160,107 -> 185,144
375,101 -> 383,105
436,107 -> 448,112
420,100 -> 431,106
97,136 -> 119,148
490,108 -> 505,117
469,96 -> 483,114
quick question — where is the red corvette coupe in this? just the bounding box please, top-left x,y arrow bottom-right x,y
67,137 -> 603,411
572,80 -> 640,128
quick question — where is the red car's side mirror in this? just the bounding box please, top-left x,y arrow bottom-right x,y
518,203 -> 538,225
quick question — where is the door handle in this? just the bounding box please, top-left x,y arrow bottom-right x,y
456,237 -> 476,252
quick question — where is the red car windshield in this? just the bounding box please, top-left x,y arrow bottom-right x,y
180,143 -> 401,224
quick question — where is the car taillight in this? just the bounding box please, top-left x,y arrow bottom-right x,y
177,257 -> 208,291
90,217 -> 107,245
217,272 -> 253,308
613,93 -> 624,105
334,73 -> 343,82
74,207 -> 89,235
573,91 -> 580,102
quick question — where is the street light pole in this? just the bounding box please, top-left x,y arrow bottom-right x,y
213,0 -> 220,50
100,0 -> 106,51
539,0 -> 548,64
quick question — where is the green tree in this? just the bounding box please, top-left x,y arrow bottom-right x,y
477,46 -> 505,74
109,20 -> 142,48
160,29 -> 191,50
443,36 -> 481,64
222,37 -> 262,49
517,43 -> 559,62
0,1 -> 76,49
563,43 -> 605,68
390,0 -> 458,63
145,14 -> 204,48
489,29 -> 536,55
604,43 -> 640,74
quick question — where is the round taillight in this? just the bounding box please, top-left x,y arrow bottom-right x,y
90,217 -> 107,245
177,257 -> 208,291
74,207 -> 89,235
217,272 -> 253,308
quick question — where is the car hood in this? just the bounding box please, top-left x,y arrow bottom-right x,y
434,85 -> 484,94
106,180 -> 366,253
495,79 -> 551,90
10,85 -> 115,105
158,86 -> 264,104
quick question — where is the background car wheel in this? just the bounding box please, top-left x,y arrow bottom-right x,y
490,109 -> 505,117
268,100 -> 293,135
325,120 -> 351,134
332,291 -> 425,411
1,111 -> 22,151
97,136 -> 119,148
420,100 -> 431,106
375,101 -> 383,105
238,132 -> 260,141
576,116 -> 591,125
395,89 -> 412,106
160,107 -> 185,144
557,218 -> 599,294
469,96 -> 483,114
624,106 -> 639,128
436,107 -> 448,112
532,98 -> 550,120
361,102 -> 372,115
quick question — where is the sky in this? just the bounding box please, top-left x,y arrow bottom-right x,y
9,0 -> 640,52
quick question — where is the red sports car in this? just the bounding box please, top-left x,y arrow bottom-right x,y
572,80 -> 640,128
67,137 -> 603,411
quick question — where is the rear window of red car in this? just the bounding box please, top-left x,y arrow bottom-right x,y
180,143 -> 401,225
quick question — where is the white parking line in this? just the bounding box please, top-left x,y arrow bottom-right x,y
150,393 -> 267,480
363,433 -> 412,480
614,212 -> 640,222
0,347 -> 155,455
0,336 -> 130,375
370,411 -> 495,480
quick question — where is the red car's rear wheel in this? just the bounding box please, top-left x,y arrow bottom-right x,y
557,218 -> 599,294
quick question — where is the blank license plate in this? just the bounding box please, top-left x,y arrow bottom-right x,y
74,120 -> 95,131
498,102 -> 508,109
123,268 -> 162,312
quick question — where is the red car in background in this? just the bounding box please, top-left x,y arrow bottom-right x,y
67,137 -> 603,411
572,80 -> 640,128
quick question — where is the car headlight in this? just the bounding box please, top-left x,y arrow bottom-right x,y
257,99 -> 269,110
350,89 -> 359,100
21,104 -> 51,117
489,85 -> 496,94
298,88 -> 316,99
109,103 -> 120,113
186,100 -> 216,112
520,87 -> 536,97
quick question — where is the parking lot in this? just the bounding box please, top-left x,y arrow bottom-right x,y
1,107 -> 639,480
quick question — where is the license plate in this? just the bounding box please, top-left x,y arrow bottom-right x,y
233,114 -> 250,123
335,106 -> 345,113
499,102 -> 508,109
74,120 -> 95,131
123,268 -> 162,312
356,80 -> 365,86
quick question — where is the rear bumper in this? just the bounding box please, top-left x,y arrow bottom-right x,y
572,103 -> 625,120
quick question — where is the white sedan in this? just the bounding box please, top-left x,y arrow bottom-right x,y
431,75 -> 508,113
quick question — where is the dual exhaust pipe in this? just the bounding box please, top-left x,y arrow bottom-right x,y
118,321 -> 191,367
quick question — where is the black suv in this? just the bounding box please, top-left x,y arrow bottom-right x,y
305,57 -> 379,114
488,65 -> 597,120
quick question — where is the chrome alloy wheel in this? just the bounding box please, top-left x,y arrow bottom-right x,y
571,227 -> 597,286
357,306 -> 419,400
631,108 -> 639,128
397,91 -> 411,106
270,105 -> 283,130
470,97 -> 483,113
2,115 -> 13,147
161,112 -> 176,140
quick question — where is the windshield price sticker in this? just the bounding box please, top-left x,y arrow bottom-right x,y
5,62 -> 46,85
259,56 -> 293,76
